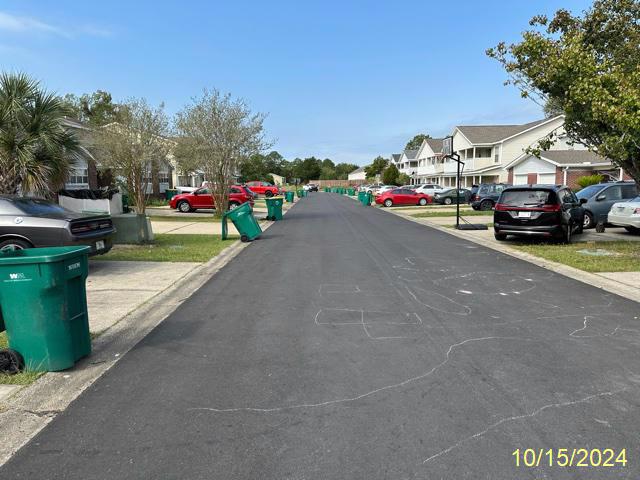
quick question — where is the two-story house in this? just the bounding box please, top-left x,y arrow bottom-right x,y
414,138 -> 445,184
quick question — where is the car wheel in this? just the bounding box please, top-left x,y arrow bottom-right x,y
384,199 -> 393,207
560,224 -> 572,244
625,226 -> 640,235
418,198 -> 427,206
444,197 -> 452,205
177,200 -> 192,213
0,238 -> 31,252
228,202 -> 239,210
265,191 -> 273,198
583,211 -> 594,229
494,232 -> 507,241
480,200 -> 493,211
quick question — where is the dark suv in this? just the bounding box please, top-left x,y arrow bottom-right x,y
493,185 -> 586,243
471,183 -> 510,211
575,181 -> 637,228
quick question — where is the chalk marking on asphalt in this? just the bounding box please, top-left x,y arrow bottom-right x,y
421,388 -> 628,465
186,336 -> 535,414
405,285 -> 472,316
314,308 -> 424,340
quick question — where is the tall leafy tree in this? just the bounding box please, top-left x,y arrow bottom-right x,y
94,98 -> 171,215
61,90 -> 119,126
175,89 -> 271,216
487,0 -> 640,184
0,72 -> 83,196
405,134 -> 432,151
382,164 -> 400,185
365,156 -> 388,179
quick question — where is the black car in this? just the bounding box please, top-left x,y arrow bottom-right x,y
493,185 -> 586,243
471,183 -> 511,211
0,196 -> 115,255
306,184 -> 319,192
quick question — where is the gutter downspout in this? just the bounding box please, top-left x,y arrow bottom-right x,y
563,167 -> 568,185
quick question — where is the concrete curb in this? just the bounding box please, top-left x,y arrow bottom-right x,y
385,209 -> 640,304
0,207 -> 291,467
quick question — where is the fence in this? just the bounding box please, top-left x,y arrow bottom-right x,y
309,179 -> 363,187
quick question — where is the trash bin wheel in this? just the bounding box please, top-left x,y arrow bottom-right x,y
240,234 -> 249,242
0,348 -> 24,375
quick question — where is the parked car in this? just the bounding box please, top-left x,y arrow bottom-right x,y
366,183 -> 383,194
375,188 -> 432,207
169,186 -> 254,213
245,181 -> 281,197
303,183 -> 318,192
0,196 -> 115,255
575,181 -> 638,228
493,185 -> 585,243
414,184 -> 444,196
433,188 -> 471,205
607,195 -> 640,234
471,183 -> 511,210
372,185 -> 396,196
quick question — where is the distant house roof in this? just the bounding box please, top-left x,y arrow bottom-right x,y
391,154 -> 401,162
403,149 -> 419,160
457,117 -> 558,144
506,149 -> 612,170
425,138 -> 444,154
539,150 -> 611,166
349,166 -> 367,175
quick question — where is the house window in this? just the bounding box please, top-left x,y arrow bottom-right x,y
68,167 -> 89,186
476,147 -> 492,158
158,172 -> 170,184
494,146 -> 500,163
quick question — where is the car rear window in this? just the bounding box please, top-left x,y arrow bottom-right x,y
12,198 -> 70,215
500,190 -> 555,207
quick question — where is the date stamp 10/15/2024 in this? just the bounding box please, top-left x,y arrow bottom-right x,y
512,448 -> 627,468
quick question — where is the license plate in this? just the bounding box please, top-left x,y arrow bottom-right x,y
96,240 -> 105,250
518,211 -> 532,218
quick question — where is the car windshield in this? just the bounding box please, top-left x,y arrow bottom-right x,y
576,185 -> 603,199
11,198 -> 71,215
500,190 -> 553,207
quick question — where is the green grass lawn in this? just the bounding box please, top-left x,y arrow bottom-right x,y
514,241 -> 640,272
0,331 -> 44,385
411,209 -> 490,218
95,234 -> 237,262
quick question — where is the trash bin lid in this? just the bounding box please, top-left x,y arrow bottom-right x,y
0,246 -> 91,265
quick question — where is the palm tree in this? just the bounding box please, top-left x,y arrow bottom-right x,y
0,72 -> 82,196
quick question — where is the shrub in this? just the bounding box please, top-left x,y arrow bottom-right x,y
576,174 -> 604,189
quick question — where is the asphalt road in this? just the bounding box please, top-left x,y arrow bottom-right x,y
2,193 -> 640,479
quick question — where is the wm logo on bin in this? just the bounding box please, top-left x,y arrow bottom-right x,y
8,273 -> 26,280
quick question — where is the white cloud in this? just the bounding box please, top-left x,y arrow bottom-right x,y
0,11 -> 112,39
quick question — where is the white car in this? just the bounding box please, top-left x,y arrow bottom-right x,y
607,196 -> 640,234
414,184 -> 444,196
373,185 -> 396,196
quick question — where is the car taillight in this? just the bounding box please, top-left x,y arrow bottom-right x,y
71,224 -> 92,233
471,194 -> 479,201
540,204 -> 562,212
494,203 -> 508,211
634,208 -> 640,215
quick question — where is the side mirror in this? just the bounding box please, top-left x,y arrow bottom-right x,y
596,194 -> 606,201
579,198 -> 588,204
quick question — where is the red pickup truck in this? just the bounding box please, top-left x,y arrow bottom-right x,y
245,181 -> 281,197
169,186 -> 254,213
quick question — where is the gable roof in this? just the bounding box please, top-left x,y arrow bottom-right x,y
456,117 -> 559,144
402,149 -> 419,160
349,165 -> 367,175
540,150 -> 610,165
425,138 -> 443,154
391,153 -> 401,163
506,149 -> 612,170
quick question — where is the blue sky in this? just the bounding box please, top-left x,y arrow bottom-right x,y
0,0 -> 592,165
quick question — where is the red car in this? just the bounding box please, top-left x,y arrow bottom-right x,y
169,186 -> 254,213
245,181 -> 280,197
375,187 -> 432,207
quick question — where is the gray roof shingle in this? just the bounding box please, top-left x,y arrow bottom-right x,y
540,150 -> 610,165
457,118 -> 552,144
403,149 -> 419,160
425,138 -> 444,154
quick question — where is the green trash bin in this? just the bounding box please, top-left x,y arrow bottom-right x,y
265,196 -> 284,221
363,192 -> 372,206
221,202 -> 262,242
0,246 -> 92,372
357,191 -> 365,203
285,191 -> 295,203
165,189 -> 178,201
348,188 -> 355,196
296,190 -> 303,198
302,190 -> 308,197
